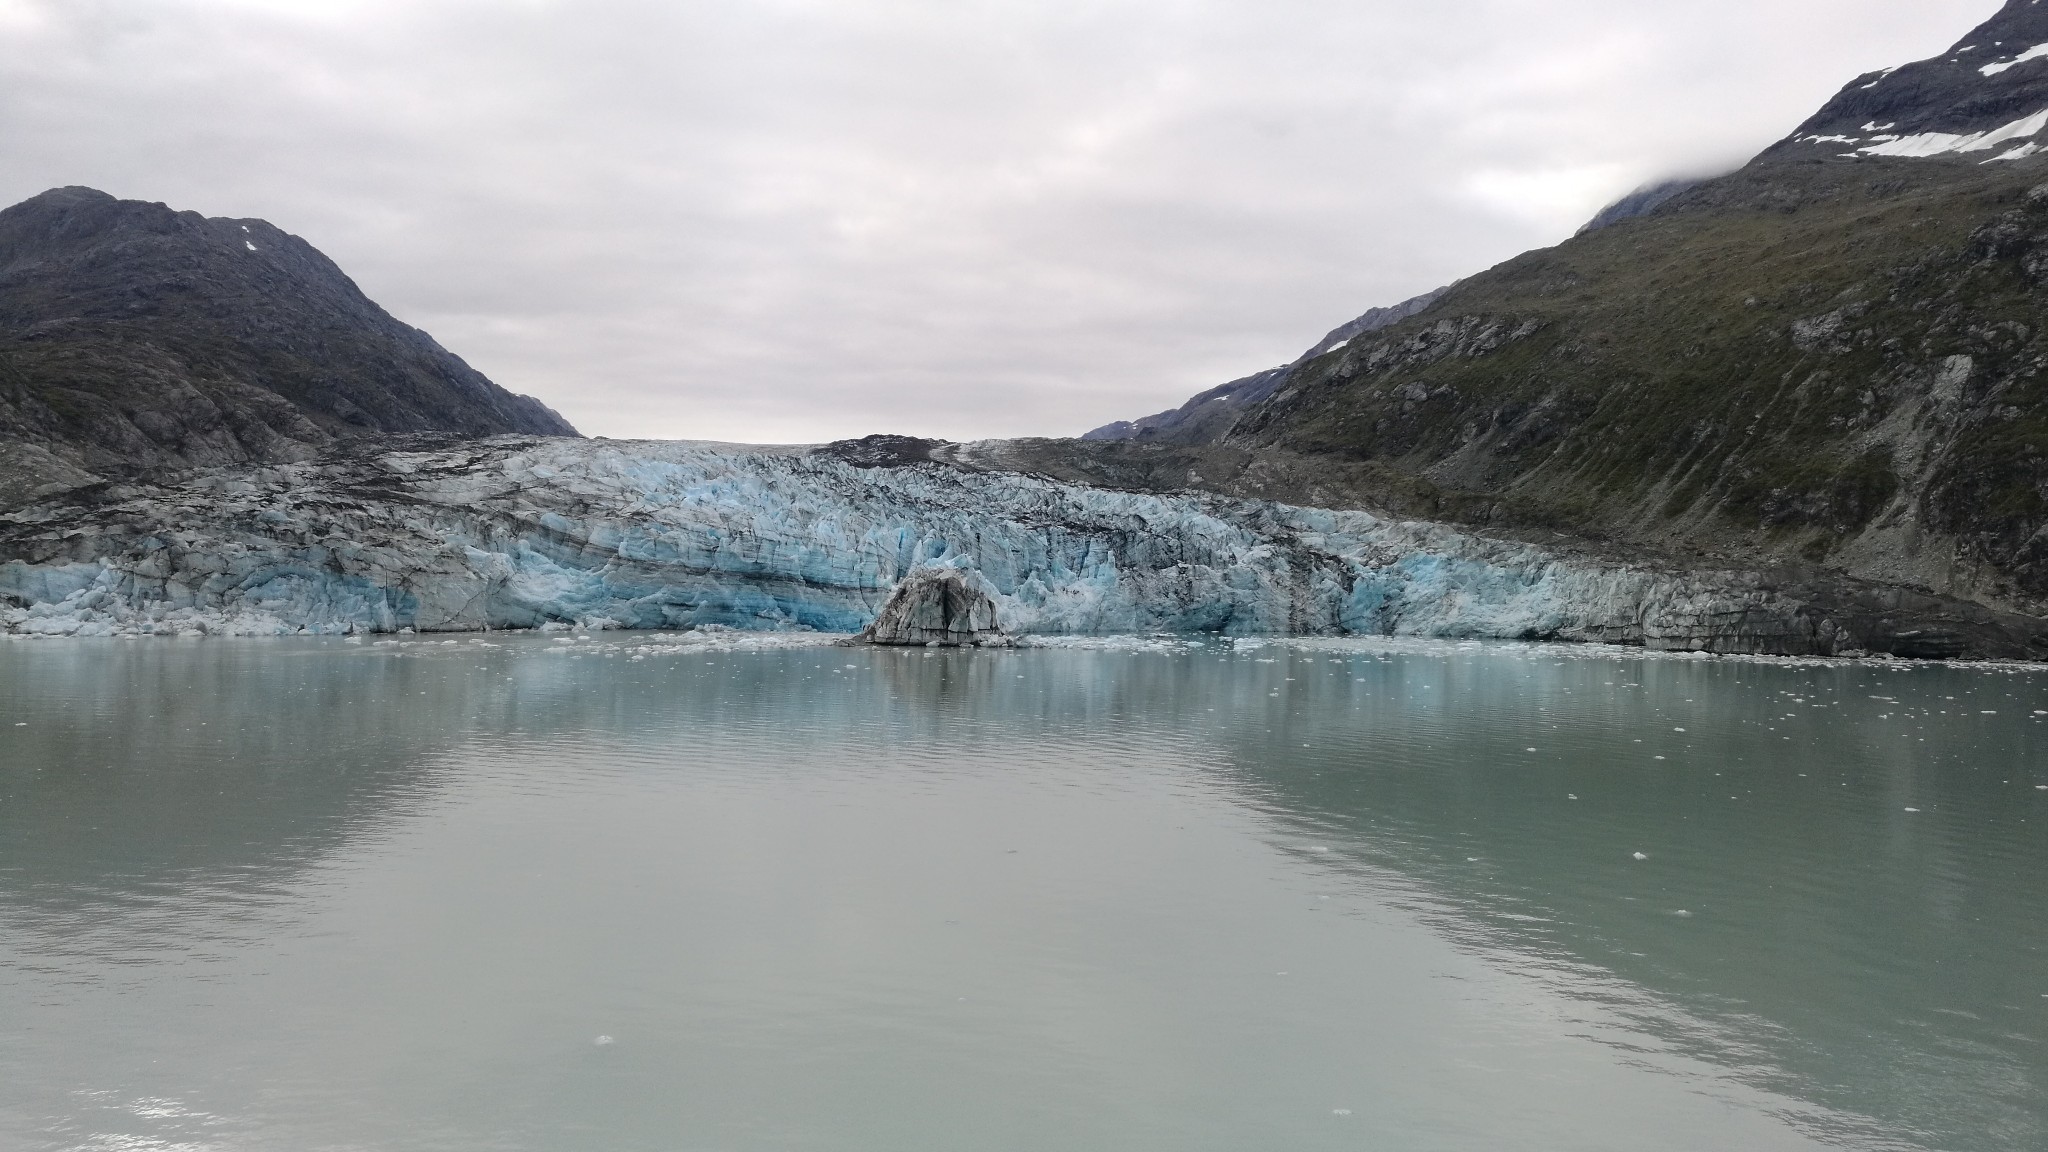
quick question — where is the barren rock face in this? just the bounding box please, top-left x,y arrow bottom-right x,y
855,567 -> 1006,647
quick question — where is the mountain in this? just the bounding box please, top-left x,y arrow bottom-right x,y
1574,178 -> 1707,236
1769,0 -> 2048,163
0,187 -> 575,505
12,6 -> 2048,659
1079,365 -> 1292,444
1076,0 -> 2048,627
1081,286 -> 1448,443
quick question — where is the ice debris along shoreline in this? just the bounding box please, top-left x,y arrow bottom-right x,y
35,629 -> 2041,680
0,436 -> 2023,657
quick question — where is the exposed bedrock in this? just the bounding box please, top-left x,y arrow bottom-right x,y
0,436 -> 2041,659
853,566 -> 1008,647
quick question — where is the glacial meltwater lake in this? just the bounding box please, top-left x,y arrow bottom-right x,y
2,635 -> 2045,1151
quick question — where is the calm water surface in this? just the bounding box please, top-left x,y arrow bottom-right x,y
1,634 -> 2045,1151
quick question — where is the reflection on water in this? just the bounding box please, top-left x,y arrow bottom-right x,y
0,635 -> 2043,1151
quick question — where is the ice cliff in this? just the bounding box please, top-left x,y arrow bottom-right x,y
0,437 -> 2015,656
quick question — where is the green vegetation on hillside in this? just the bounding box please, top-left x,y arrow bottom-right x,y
1229,158 -> 2048,611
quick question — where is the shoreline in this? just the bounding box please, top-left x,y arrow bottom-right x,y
10,625 -> 2047,674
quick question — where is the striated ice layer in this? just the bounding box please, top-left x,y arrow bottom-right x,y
0,437 -> 1837,651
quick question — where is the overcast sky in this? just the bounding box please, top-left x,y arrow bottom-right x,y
0,0 -> 1995,443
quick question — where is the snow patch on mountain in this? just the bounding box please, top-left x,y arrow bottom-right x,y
1857,107 -> 2048,159
1981,43 -> 2048,76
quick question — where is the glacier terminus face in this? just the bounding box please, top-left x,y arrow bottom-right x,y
0,437 -> 1953,656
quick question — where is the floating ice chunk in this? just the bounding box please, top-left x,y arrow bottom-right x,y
1567,794 -> 1578,800
244,240 -> 257,251
1673,909 -> 1693,917
1633,852 -> 1648,860
593,1035 -> 615,1045
1904,807 -> 1921,813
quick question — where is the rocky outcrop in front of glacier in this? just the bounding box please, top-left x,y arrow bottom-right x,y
2,436 -> 2040,658
854,566 -> 1009,647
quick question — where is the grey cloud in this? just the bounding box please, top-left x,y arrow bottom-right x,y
0,0 -> 1994,442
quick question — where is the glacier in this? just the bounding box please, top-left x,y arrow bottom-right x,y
0,436 -> 1968,655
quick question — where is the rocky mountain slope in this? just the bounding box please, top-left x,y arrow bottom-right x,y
0,187 -> 575,506
1574,178 -> 1707,236
1082,286 -> 1447,443
1086,0 -> 2048,629
1770,0 -> 2048,163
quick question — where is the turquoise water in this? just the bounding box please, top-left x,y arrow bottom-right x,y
1,634 -> 2044,1151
